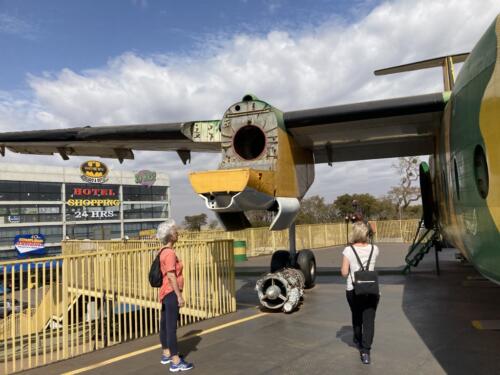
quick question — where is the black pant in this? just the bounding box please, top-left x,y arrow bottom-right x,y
160,292 -> 179,355
346,290 -> 379,353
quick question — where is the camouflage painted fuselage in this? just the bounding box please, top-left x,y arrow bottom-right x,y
434,15 -> 500,282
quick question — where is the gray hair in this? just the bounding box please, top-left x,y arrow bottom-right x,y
349,221 -> 369,244
156,219 -> 177,244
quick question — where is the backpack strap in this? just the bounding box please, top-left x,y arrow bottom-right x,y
366,244 -> 374,271
349,244 -> 365,271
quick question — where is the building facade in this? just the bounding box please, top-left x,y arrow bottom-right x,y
0,162 -> 170,258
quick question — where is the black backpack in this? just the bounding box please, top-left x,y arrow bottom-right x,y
149,248 -> 166,288
349,244 -> 379,296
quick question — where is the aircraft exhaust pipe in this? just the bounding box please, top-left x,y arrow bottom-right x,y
255,268 -> 305,313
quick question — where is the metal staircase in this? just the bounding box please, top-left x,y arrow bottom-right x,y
403,218 -> 440,274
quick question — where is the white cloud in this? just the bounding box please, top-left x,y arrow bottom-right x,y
0,13 -> 37,39
0,0 -> 499,222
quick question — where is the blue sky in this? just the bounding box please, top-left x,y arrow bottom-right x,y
0,0 -> 499,222
1,0 -> 378,91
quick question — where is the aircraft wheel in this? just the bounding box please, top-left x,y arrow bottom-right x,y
296,249 -> 316,289
270,250 -> 290,273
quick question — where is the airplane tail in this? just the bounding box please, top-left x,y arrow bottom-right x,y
374,52 -> 470,91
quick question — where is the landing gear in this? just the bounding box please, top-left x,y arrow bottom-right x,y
296,249 -> 316,289
270,250 -> 291,272
269,248 -> 316,287
257,224 -> 317,312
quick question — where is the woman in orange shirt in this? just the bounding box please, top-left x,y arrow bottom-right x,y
157,219 -> 194,372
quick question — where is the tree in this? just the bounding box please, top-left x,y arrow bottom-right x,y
246,210 -> 274,227
333,193 -> 379,220
296,195 -> 336,224
208,219 -> 219,230
183,213 -> 208,231
373,196 -> 398,220
388,157 -> 422,212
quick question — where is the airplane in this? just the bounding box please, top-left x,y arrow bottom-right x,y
0,13 -> 499,297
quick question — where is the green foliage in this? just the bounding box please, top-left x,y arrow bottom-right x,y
333,193 -> 379,219
296,195 -> 336,224
183,213 -> 208,231
246,210 -> 274,227
208,219 -> 219,230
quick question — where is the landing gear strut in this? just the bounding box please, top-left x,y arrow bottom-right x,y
256,223 -> 317,312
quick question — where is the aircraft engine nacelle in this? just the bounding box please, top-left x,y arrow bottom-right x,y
189,95 -> 315,231
255,268 -> 305,313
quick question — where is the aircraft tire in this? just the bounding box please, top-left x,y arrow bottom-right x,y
296,249 -> 316,289
270,250 -> 291,273
419,162 -> 435,229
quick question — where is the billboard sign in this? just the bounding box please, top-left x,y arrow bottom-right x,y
135,170 -> 157,187
80,160 -> 109,183
14,234 -> 46,257
66,186 -> 120,220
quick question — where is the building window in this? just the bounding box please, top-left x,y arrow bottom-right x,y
125,221 -> 162,238
123,186 -> 168,201
0,181 -> 61,201
66,223 -> 121,240
0,205 -> 62,224
123,203 -> 168,219
0,225 -> 62,246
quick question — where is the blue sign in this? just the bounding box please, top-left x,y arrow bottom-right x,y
14,234 -> 46,258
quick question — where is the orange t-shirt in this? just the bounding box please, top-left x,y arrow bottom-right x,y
159,247 -> 184,302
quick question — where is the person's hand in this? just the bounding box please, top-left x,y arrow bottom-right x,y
177,294 -> 185,307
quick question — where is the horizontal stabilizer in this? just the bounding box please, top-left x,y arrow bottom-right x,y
374,52 -> 470,91
374,53 -> 469,76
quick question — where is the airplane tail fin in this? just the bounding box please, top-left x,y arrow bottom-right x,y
374,52 -> 470,91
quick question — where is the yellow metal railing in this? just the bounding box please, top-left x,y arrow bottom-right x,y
0,240 -> 235,374
173,220 -> 419,257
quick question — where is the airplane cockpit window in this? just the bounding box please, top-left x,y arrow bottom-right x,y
473,144 -> 489,199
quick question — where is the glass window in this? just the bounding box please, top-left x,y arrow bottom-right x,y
123,185 -> 168,201
0,226 -> 62,246
0,181 -> 61,201
123,203 -> 168,219
0,205 -> 62,224
124,221 -> 163,238
66,223 -> 121,240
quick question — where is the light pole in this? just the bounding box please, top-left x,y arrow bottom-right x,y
399,204 -> 403,240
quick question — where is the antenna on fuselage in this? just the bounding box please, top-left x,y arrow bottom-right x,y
374,52 -> 470,91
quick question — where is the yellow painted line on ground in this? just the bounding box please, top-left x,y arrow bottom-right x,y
62,312 -> 268,375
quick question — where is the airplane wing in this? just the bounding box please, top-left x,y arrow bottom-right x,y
0,120 -> 221,163
0,92 -> 446,165
283,92 -> 447,164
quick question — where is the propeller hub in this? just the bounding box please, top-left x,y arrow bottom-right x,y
265,285 -> 281,300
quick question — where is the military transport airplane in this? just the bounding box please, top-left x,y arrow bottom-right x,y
0,14 -> 499,289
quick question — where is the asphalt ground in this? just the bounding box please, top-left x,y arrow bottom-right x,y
19,245 -> 500,375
